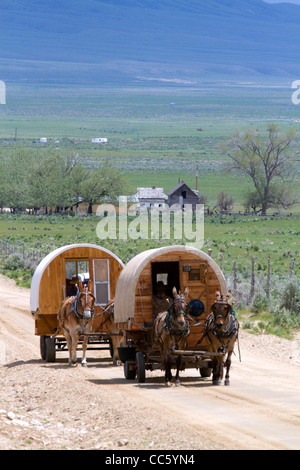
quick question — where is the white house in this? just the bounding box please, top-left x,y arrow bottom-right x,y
136,187 -> 168,209
92,138 -> 108,143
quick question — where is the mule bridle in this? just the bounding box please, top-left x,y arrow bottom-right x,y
71,289 -> 95,320
207,301 -> 238,339
166,296 -> 190,337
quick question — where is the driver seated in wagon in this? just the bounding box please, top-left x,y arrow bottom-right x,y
66,275 -> 79,297
152,281 -> 170,321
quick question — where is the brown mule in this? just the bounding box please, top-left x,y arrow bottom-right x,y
58,280 -> 95,367
205,290 -> 239,386
154,287 -> 190,387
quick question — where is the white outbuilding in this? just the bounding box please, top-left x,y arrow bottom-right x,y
92,138 -> 108,143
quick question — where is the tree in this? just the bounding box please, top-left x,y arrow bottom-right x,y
216,191 -> 234,213
225,124 -> 298,215
0,147 -> 87,213
0,147 -> 33,211
243,191 -> 261,214
44,152 -> 87,212
80,160 -> 132,213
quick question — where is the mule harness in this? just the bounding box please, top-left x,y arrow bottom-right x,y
56,291 -> 94,336
164,298 -> 190,338
70,290 -> 95,320
194,306 -> 241,360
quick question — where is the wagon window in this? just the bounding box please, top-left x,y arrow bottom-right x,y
189,268 -> 200,281
156,273 -> 168,285
93,259 -> 110,305
188,265 -> 207,283
65,261 -> 77,280
65,259 -> 90,297
65,260 -> 89,281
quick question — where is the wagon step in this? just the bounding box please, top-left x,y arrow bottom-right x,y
173,350 -> 223,357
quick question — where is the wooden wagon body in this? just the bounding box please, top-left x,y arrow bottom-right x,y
30,243 -> 124,361
113,245 -> 227,382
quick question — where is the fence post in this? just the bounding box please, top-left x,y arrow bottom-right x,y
289,258 -> 294,279
267,257 -> 270,300
250,257 -> 255,300
233,261 -> 237,295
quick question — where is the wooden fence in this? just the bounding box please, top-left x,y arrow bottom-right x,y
0,240 -> 53,268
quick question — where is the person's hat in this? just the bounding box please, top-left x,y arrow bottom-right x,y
70,275 -> 79,285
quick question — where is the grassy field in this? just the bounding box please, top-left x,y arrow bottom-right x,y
0,83 -> 299,211
0,212 -> 298,276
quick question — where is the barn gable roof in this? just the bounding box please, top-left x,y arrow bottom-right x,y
167,182 -> 199,197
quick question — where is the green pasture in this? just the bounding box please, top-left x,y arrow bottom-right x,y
0,83 -> 299,211
0,213 -> 299,277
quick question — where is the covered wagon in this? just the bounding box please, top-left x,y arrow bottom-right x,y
113,245 -> 227,382
30,243 -> 124,362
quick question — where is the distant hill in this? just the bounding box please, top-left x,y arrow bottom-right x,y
1,0 -> 300,84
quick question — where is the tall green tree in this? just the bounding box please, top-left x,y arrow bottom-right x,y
0,147 -> 32,211
0,147 -> 87,213
80,160 -> 131,213
225,124 -> 298,215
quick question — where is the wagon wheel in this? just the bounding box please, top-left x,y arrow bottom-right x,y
124,361 -> 136,380
136,351 -> 146,383
108,338 -> 114,358
44,337 -> 56,363
40,336 -> 47,360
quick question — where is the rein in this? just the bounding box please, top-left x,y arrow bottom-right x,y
93,301 -> 115,332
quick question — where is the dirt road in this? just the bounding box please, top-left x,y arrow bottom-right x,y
0,274 -> 300,451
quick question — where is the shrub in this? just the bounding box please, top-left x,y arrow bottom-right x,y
269,305 -> 300,333
252,293 -> 269,313
280,281 -> 300,315
2,254 -> 25,271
